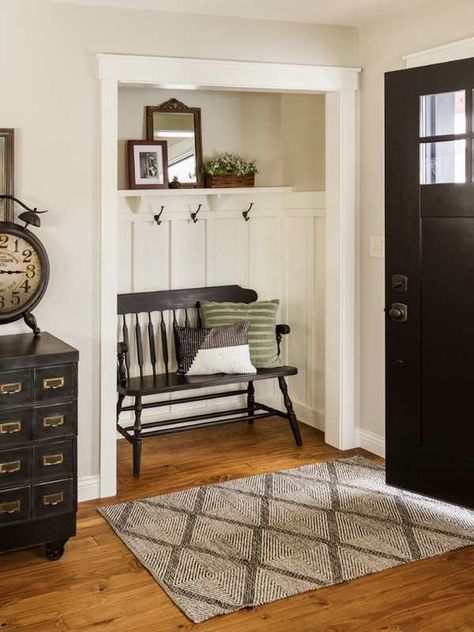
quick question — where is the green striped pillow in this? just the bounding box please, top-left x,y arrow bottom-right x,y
200,299 -> 281,369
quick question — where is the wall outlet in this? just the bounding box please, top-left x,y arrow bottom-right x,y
369,235 -> 384,258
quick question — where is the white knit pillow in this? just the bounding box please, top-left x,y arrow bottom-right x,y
175,322 -> 256,376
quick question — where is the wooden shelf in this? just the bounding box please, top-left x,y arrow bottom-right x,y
117,186 -> 293,198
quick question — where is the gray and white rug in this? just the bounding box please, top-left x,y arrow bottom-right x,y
98,456 -> 474,623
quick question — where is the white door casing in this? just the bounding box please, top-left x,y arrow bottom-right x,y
98,54 -> 360,498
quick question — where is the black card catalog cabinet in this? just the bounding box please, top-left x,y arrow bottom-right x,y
0,333 -> 78,560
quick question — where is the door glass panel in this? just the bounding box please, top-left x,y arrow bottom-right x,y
420,139 -> 466,184
420,90 -> 466,137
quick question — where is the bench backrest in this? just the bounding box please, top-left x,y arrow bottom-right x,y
118,285 -> 258,377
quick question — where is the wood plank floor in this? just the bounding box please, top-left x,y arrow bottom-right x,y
0,418 -> 473,632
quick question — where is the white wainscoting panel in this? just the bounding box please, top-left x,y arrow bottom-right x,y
117,191 -> 325,432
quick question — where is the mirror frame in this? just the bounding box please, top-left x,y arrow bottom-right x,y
146,98 -> 203,189
0,129 -> 14,222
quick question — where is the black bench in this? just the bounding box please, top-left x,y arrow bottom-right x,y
117,285 -> 302,476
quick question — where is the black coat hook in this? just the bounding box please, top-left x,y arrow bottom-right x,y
242,202 -> 254,221
154,206 -> 165,226
191,204 -> 202,224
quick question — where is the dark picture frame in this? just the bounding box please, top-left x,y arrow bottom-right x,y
128,140 -> 169,190
0,129 -> 14,222
146,98 -> 203,189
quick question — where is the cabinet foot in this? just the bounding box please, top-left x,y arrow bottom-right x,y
44,540 -> 67,561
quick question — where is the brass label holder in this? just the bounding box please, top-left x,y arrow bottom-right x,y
43,377 -> 65,390
42,454 -> 64,467
0,421 -> 22,435
0,460 -> 21,474
0,382 -> 22,395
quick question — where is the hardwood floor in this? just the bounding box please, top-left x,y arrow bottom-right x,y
0,418 -> 473,632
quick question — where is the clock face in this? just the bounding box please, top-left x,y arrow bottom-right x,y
0,231 -> 43,315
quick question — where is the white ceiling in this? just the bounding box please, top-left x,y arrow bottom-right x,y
45,0 -> 436,27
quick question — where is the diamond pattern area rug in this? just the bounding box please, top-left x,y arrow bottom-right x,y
98,457 -> 474,623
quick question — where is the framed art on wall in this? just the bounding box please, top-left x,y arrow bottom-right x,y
128,140 -> 168,189
0,129 -> 14,221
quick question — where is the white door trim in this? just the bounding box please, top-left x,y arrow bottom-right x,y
98,54 -> 360,498
404,36 -> 474,68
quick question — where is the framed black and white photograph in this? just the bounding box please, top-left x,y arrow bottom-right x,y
128,140 -> 168,189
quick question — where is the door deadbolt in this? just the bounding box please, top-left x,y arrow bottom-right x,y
388,303 -> 408,322
392,274 -> 408,292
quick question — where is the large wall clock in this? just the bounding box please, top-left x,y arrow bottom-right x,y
0,195 -> 49,335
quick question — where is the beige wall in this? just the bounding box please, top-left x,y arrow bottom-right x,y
0,0 -> 357,481
118,87 -> 325,190
359,0 -> 474,439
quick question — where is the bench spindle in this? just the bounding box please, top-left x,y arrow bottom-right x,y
122,314 -> 130,378
160,311 -> 169,374
135,314 -> 144,377
148,312 -> 157,375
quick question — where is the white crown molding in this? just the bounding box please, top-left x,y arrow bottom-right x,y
403,37 -> 474,68
358,429 -> 385,458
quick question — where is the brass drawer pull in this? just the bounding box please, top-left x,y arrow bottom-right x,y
0,421 -> 22,435
0,382 -> 22,395
43,415 -> 65,429
42,453 -> 64,467
0,500 -> 21,514
43,377 -> 65,390
43,492 -> 64,506
0,460 -> 21,474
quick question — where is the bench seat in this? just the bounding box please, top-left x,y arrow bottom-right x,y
119,365 -> 298,396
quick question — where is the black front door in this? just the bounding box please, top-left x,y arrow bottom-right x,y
385,58 -> 474,509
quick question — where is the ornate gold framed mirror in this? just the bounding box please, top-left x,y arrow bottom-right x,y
146,99 -> 203,188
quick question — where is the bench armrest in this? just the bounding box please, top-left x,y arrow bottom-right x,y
276,324 -> 291,356
117,342 -> 128,387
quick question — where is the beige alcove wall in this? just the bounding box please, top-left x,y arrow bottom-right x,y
118,87 -> 325,191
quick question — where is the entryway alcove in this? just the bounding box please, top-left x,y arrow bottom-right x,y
98,54 -> 360,498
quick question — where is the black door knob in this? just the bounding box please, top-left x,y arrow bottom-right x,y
388,303 -> 408,322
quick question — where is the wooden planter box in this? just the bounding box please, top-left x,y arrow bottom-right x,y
204,173 -> 255,188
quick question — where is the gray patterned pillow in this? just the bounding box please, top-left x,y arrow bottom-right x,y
175,322 -> 256,376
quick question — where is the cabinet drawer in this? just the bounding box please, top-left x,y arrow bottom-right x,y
0,409 -> 30,447
34,365 -> 75,402
0,370 -> 31,407
33,478 -> 74,518
0,446 -> 31,489
0,486 -> 30,525
33,440 -> 74,481
32,403 -> 76,441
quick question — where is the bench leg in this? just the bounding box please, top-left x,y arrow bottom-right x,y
133,395 -> 143,477
247,381 -> 255,424
278,376 -> 303,446
116,393 -> 125,421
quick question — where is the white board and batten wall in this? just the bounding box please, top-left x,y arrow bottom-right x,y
117,189 -> 326,431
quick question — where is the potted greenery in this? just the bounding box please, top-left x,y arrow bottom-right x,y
203,153 -> 258,188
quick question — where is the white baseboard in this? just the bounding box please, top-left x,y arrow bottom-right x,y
78,475 -> 101,502
293,402 -> 324,432
358,429 -> 385,458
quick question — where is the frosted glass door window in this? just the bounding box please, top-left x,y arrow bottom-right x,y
420,140 -> 466,184
420,91 -> 466,137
